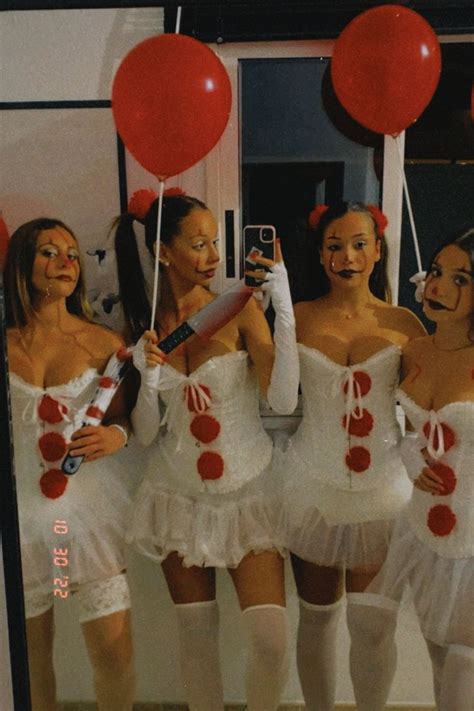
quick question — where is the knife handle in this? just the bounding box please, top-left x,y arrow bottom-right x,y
158,322 -> 196,354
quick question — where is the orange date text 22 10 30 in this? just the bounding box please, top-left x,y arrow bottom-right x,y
53,519 -> 69,599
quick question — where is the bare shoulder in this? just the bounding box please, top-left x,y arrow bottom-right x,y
237,295 -> 272,341
385,304 -> 426,340
402,333 -> 432,360
294,299 -> 320,323
77,318 -> 124,355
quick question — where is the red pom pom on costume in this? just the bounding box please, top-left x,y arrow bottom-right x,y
185,384 -> 211,413
197,451 -> 224,480
422,421 -> 456,453
342,408 -> 374,437
117,347 -> 132,362
164,187 -> 186,197
366,205 -> 388,237
39,469 -> 68,499
308,204 -> 329,230
38,395 -> 67,424
190,414 -> 221,444
427,504 -> 457,536
128,188 -> 157,220
38,432 -> 67,462
345,446 -> 371,473
99,376 -> 116,388
430,462 -> 457,496
343,371 -> 372,398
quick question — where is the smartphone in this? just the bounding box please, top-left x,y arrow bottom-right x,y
243,225 -> 276,287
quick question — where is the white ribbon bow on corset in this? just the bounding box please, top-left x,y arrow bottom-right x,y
22,393 -> 73,428
342,369 -> 365,434
426,410 -> 446,460
159,371 -> 212,452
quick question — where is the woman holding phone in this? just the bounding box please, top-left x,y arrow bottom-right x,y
279,201 -> 426,710
4,217 -> 134,711
114,189 -> 298,711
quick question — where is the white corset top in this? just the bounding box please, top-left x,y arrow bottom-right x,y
398,390 -> 474,558
147,351 -> 273,495
288,344 -> 403,492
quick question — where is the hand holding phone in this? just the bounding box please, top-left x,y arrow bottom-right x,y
243,225 -> 276,287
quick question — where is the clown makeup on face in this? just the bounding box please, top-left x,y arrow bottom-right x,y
157,208 -> 220,286
320,211 -> 381,288
424,244 -> 473,323
32,227 -> 81,300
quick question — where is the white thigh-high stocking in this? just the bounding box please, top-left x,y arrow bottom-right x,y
296,596 -> 344,711
426,639 -> 448,707
439,645 -> 474,711
174,600 -> 224,711
242,604 -> 289,711
346,593 -> 399,711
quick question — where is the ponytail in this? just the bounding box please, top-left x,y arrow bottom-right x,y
114,213 -> 151,342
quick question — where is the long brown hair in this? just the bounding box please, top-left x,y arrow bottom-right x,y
3,217 -> 92,328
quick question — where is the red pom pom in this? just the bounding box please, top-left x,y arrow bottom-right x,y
308,204 -> 329,230
366,205 -> 388,237
185,384 -> 211,413
38,432 -> 67,462
99,376 -> 116,388
345,446 -> 371,473
427,504 -> 457,537
197,451 -> 224,480
342,408 -> 374,438
117,347 -> 132,362
39,469 -> 68,499
190,414 -> 221,444
343,371 -> 372,398
164,187 -> 186,197
422,421 -> 456,453
128,188 -> 157,220
38,395 -> 67,424
430,462 -> 457,496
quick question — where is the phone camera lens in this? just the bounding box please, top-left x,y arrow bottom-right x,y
262,228 -> 273,241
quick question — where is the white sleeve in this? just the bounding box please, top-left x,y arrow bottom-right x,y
262,262 -> 300,415
130,336 -> 161,446
400,432 -> 426,482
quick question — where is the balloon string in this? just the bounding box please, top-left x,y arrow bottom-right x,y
175,6 -> 182,33
150,180 -> 165,329
394,134 -> 423,274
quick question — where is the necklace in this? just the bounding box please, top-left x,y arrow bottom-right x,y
431,334 -> 473,352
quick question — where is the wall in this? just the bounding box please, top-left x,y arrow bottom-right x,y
0,8 -> 434,706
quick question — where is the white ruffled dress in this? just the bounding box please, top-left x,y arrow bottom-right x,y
128,351 -> 281,568
277,344 -> 412,568
9,370 -> 132,608
368,391 -> 474,648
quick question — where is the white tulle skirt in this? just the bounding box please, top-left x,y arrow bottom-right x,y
127,462 -> 284,568
368,515 -> 474,648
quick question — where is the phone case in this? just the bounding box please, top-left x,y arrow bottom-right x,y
243,225 -> 276,287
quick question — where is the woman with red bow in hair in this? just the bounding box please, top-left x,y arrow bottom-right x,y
4,218 -> 134,711
114,188 -> 298,711
278,201 -> 426,710
365,226 -> 474,710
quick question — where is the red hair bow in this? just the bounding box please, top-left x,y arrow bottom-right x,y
164,186 -> 186,197
308,204 -> 329,230
128,188 -> 157,220
366,205 -> 388,237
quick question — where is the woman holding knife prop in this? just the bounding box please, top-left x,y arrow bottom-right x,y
114,189 -> 298,711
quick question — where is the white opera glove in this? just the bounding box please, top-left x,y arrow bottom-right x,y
261,262 -> 299,414
131,336 -> 161,446
400,432 -> 426,483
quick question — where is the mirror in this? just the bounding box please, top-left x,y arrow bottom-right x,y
1,4 -> 473,709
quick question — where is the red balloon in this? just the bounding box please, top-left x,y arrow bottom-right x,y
331,5 -> 441,135
112,34 -> 232,178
